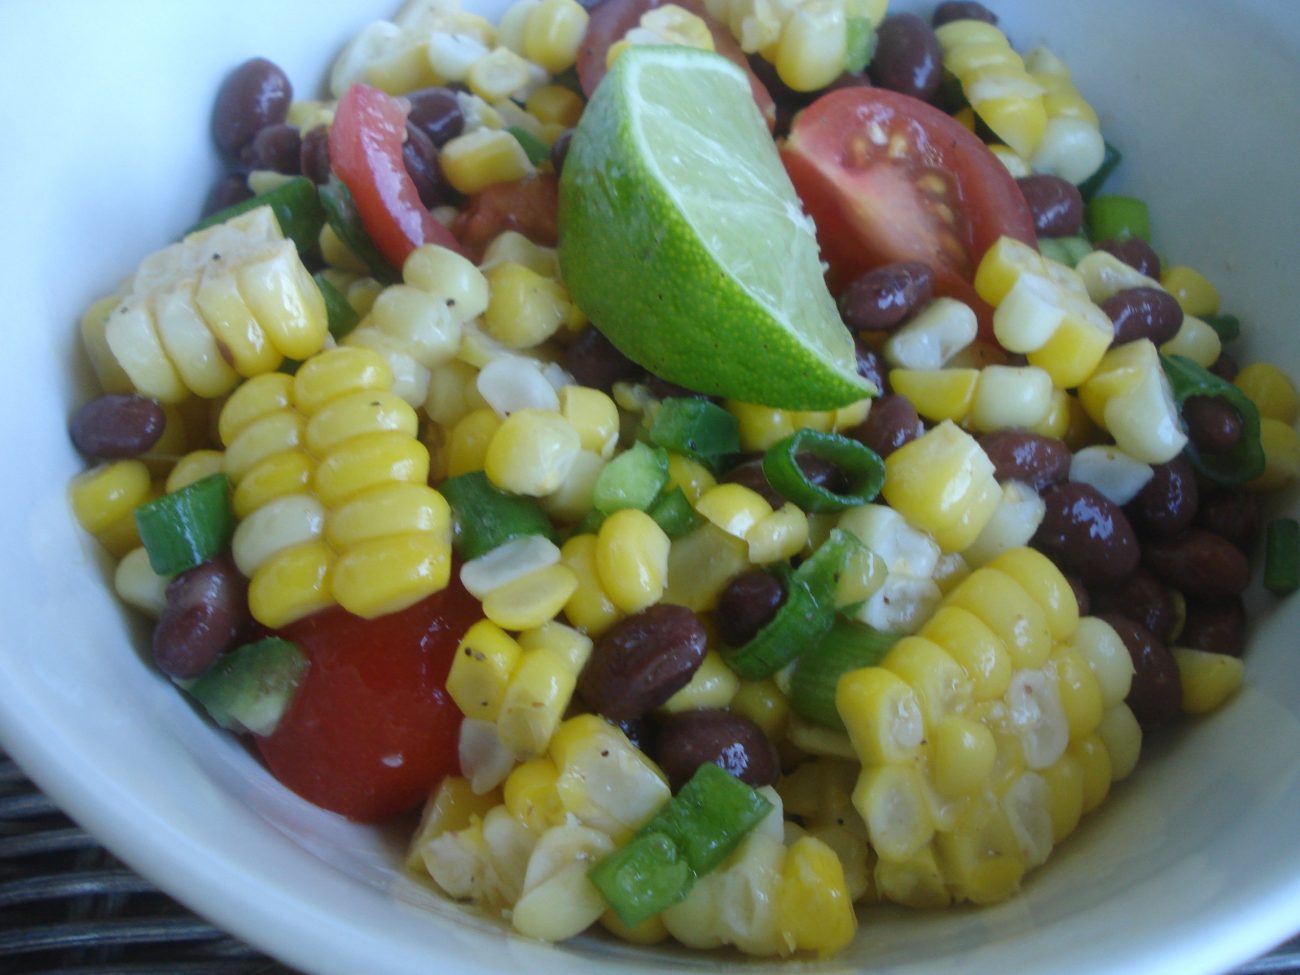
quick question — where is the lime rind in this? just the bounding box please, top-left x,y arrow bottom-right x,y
558,46 -> 873,410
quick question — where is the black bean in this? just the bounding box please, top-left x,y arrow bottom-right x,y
854,340 -> 889,394
211,57 -> 292,159
1102,287 -> 1184,346
869,14 -> 943,103
152,557 -> 249,680
241,122 -> 301,174
977,430 -> 1071,490
299,125 -> 331,184
717,569 -> 787,647
616,717 -> 651,753
1090,569 -> 1176,643
1194,487 -> 1262,552
1096,612 -> 1181,727
1064,573 -> 1090,616
70,394 -> 166,459
562,326 -> 641,392
645,374 -> 703,401
845,394 -> 924,458
653,710 -> 780,792
1209,350 -> 1239,382
200,174 -> 253,219
550,129 -> 573,177
577,605 -> 708,721
932,1 -> 997,27
1183,395 -> 1243,455
405,87 -> 465,147
1180,597 -> 1247,657
720,459 -> 783,508
1127,454 -> 1199,537
1095,237 -> 1161,279
1016,175 -> 1083,237
1033,482 -> 1140,585
1143,528 -> 1251,597
839,262 -> 935,331
402,123 -> 450,209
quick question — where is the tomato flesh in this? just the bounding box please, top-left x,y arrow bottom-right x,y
256,579 -> 480,822
452,173 -> 559,262
329,84 -> 464,268
781,87 -> 1036,337
576,0 -> 775,129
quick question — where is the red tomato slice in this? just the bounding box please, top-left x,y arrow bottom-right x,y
576,0 -> 776,129
780,87 -> 1036,337
329,83 -> 464,268
256,579 -> 480,823
452,173 -> 559,262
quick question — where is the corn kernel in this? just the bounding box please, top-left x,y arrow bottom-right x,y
558,533 -> 623,636
887,368 -> 979,422
932,715 -> 997,797
1234,362 -> 1300,425
332,532 -> 451,618
69,460 -> 152,538
447,407 -> 502,477
665,453 -> 716,504
482,563 -> 579,631
525,84 -> 585,128
778,836 -> 857,955
660,650 -> 739,713
1249,417 -> 1300,492
920,605 -> 1013,701
853,764 -> 935,863
440,129 -> 535,195
731,679 -> 789,741
838,667 -> 925,765
485,409 -> 580,496
448,619 -> 524,721
559,386 -> 619,458
884,636 -> 972,727
882,421 -> 999,552
1173,647 -> 1244,715
969,365 -> 1053,432
986,547 -> 1079,641
943,568 -> 1052,670
1069,733 -> 1112,813
248,541 -> 334,629
595,509 -> 670,613
1160,265 -> 1220,317
1097,703 -> 1142,781
523,0 -> 589,73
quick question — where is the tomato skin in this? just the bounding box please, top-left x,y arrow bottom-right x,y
780,87 -> 1037,337
452,173 -> 559,261
329,84 -> 464,268
576,0 -> 775,129
256,579 -> 480,823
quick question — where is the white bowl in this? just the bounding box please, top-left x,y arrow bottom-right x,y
1,0 -> 1297,973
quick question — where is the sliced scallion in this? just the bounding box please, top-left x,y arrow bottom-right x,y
1265,518 -> 1299,595
134,473 -> 234,576
1161,354 -> 1265,484
762,429 -> 884,513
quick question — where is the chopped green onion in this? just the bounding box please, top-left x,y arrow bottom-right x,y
134,473 -> 234,575
725,529 -> 862,680
788,620 -> 899,730
1037,235 -> 1092,267
1202,313 -> 1241,342
190,176 -> 325,256
1086,194 -> 1150,243
313,272 -> 361,340
187,637 -> 309,737
1161,354 -> 1265,485
647,485 -> 699,538
588,763 -> 772,926
762,429 -> 884,513
506,126 -> 550,166
593,441 -> 669,515
573,507 -> 605,536
844,17 -> 876,73
440,471 -> 555,560
1264,518 -> 1299,595
1077,141 -> 1122,203
318,175 -> 400,284
648,398 -> 740,470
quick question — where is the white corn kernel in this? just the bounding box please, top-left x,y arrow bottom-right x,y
1069,446 -> 1154,506
460,534 -> 561,600
882,297 -> 978,370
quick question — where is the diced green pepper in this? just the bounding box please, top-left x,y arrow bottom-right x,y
647,485 -> 699,538
648,398 -> 740,470
1161,354 -> 1265,485
318,175 -> 401,284
593,441 -> 669,515
191,176 -> 326,257
313,272 -> 361,340
506,126 -> 550,166
1086,193 -> 1150,243
440,471 -> 555,560
188,637 -> 309,737
1202,313 -> 1241,342
134,473 -> 234,576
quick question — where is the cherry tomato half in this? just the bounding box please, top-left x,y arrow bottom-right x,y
452,173 -> 559,262
780,87 -> 1037,336
256,579 -> 480,822
576,0 -> 776,129
329,83 -> 465,269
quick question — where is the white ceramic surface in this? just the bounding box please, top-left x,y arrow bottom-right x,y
1,1 -> 1297,973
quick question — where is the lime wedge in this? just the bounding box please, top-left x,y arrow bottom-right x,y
558,46 -> 873,411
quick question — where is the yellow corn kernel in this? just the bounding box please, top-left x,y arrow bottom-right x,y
292,346 -> 391,415
663,521 -> 750,612
874,844 -> 951,909
975,236 -> 1046,306
406,776 -> 502,873
853,764 -> 935,863
333,532 -> 450,619
600,910 -> 670,945
934,827 -> 1023,906
1051,647 -> 1103,740
248,540 -> 334,629
1039,753 -> 1085,843
231,449 -> 313,519
441,129 -> 535,195
777,835 -> 857,955
525,84 -> 585,128
482,262 -> 570,349
221,408 -> 305,485
558,533 -> 623,636
1024,304 -> 1113,389
966,69 -> 1047,158
694,483 -> 774,540
1068,733 -> 1112,813
113,546 -> 170,617
559,386 -> 619,458
325,481 -> 449,550
445,408 -> 501,478
1069,616 -> 1134,709
787,715 -> 856,761
882,421 -> 999,552
969,365 -> 1054,433
517,619 -> 593,670
1160,314 -> 1222,368
746,503 -> 809,565
485,409 -> 581,496
69,459 -> 152,538
595,509 -> 670,613
774,2 -> 847,92
1234,362 -> 1300,424
663,453 -> 716,506
1160,265 -> 1220,317
660,651 -> 739,713
837,667 -> 925,766
80,294 -> 133,393
726,400 -> 798,452
305,389 -> 418,457
1061,390 -> 1103,452
523,0 -> 589,72
499,651 -> 583,756
931,715 -> 997,798
482,563 -> 579,631
731,679 -> 789,741
943,568 -> 1052,670
1078,340 -> 1187,464
986,547 -> 1078,641
1172,647 -> 1244,715
448,619 -> 524,721
835,541 -> 886,608
1249,417 -> 1300,492
503,758 -> 568,833
1028,386 -> 1071,440
163,449 -> 224,494
887,369 -> 979,422
884,636 -> 973,727
920,605 -> 1013,701
549,714 -> 670,841
314,431 -> 429,508
1097,703 -> 1142,781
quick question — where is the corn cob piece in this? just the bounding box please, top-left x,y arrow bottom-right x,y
86,208 -> 327,403
935,19 -> 1046,159
1023,47 -> 1105,184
